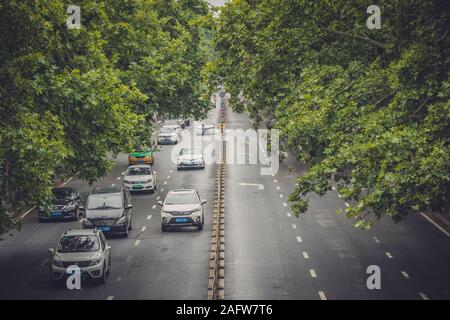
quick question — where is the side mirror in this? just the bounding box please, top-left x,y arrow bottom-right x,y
126,204 -> 133,209
79,206 -> 85,211
201,200 -> 207,205
157,201 -> 163,207
48,248 -> 55,255
106,245 -> 111,251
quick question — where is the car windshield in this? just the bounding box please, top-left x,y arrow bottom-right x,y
165,192 -> 198,205
52,190 -> 74,200
127,167 -> 152,176
164,120 -> 178,125
160,127 -> 174,133
87,194 -> 123,209
180,148 -> 201,155
57,235 -> 100,253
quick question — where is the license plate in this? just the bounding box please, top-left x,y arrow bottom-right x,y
137,160 -> 144,164
51,211 -> 63,217
100,226 -> 110,232
132,185 -> 143,189
175,218 -> 188,223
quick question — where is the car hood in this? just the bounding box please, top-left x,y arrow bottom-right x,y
54,251 -> 101,262
162,204 -> 201,212
158,132 -> 176,136
52,199 -> 72,206
179,154 -> 203,161
124,174 -> 153,181
85,208 -> 123,219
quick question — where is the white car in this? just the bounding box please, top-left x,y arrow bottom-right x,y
123,165 -> 157,193
177,148 -> 205,170
158,189 -> 207,232
163,120 -> 181,136
157,126 -> 179,145
48,228 -> 111,284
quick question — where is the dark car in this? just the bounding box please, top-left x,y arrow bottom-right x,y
38,187 -> 84,222
81,187 -> 133,237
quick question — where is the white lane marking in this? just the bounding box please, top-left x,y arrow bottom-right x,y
401,271 -> 410,279
167,175 -> 171,179
126,256 -> 132,263
331,186 -> 336,191
276,186 -> 280,190
292,223 -> 297,229
147,215 -> 152,220
310,269 -> 317,278
20,206 -> 36,220
345,202 -> 350,207
164,181 -> 167,185
287,212 -> 292,217
274,179 -> 278,183
419,292 -> 429,300
302,251 -> 309,259
116,277 -> 122,282
141,226 -> 147,233
279,194 -> 284,198
169,170 -> 173,173
111,183 -> 116,187
117,177 -> 121,180
107,296 -> 114,300
318,291 -> 327,300
296,236 -> 303,243
41,259 -> 49,267
160,188 -> 164,192
385,252 -> 393,259
134,240 -> 141,247
121,172 -> 125,175
283,202 -> 287,207
372,236 -> 381,244
152,205 -> 156,210
337,194 -> 342,198
420,212 -> 450,237
156,196 -> 161,200
238,182 -> 264,190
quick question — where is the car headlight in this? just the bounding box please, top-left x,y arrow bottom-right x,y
161,210 -> 172,216
52,259 -> 63,268
116,216 -> 126,225
145,178 -> 152,183
82,218 -> 93,226
123,179 -> 131,184
89,258 -> 102,266
191,209 -> 201,215
63,204 -> 76,212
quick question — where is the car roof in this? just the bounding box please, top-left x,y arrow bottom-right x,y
168,189 -> 196,194
63,228 -> 99,237
91,186 -> 122,195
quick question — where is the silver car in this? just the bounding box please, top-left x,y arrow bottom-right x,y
158,189 -> 207,232
48,228 -> 111,284
123,165 -> 157,193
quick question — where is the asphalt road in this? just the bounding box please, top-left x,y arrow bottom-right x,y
0,99 -> 449,300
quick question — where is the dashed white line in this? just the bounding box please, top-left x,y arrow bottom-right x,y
419,292 -> 429,300
164,181 -> 167,185
385,252 -> 393,259
287,212 -> 292,217
121,171 -> 125,175
167,175 -> 171,179
116,177 -> 121,180
420,212 -> 450,237
372,236 -> 381,244
337,194 -> 342,198
116,277 -> 122,282
160,188 -> 164,192
345,202 -> 350,207
309,269 -> 317,278
279,194 -> 284,198
147,215 -> 152,220
126,256 -> 132,263
152,205 -> 156,210
107,296 -> 114,300
273,179 -> 278,183
296,236 -> 303,243
318,291 -> 327,300
41,259 -> 49,267
111,183 -> 116,187
276,186 -> 280,190
134,240 -> 141,247
331,186 -> 336,191
169,170 -> 173,173
401,271 -> 410,279
156,196 -> 161,200
291,223 -> 296,229
141,226 -> 147,233
283,202 -> 287,207
302,251 -> 309,259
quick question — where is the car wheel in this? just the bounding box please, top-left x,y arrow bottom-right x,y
197,223 -> 203,231
161,224 -> 168,232
99,265 -> 107,284
107,257 -> 111,276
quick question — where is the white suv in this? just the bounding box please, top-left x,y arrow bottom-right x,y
48,228 -> 111,284
158,189 -> 207,232
123,165 -> 157,193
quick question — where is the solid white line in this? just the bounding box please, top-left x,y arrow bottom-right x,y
292,223 -> 296,229
385,252 -> 393,259
59,177 -> 74,187
107,296 -> 114,300
152,205 -> 156,210
296,236 -> 303,243
420,212 -> 450,237
419,292 -> 429,300
401,271 -> 410,279
310,269 -> 317,278
134,240 -> 141,247
283,202 -> 287,207
20,206 -> 36,220
141,226 -> 147,233
302,251 -> 309,259
372,236 -> 381,244
147,215 -> 152,220
318,291 -> 327,300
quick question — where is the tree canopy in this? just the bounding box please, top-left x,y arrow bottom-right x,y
212,0 -> 449,228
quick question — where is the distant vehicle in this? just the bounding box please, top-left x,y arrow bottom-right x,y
157,126 -> 179,145
196,120 -> 215,135
38,187 -> 84,222
48,228 -> 111,284
177,119 -> 186,129
128,149 -> 154,166
266,116 -> 276,129
163,120 -> 181,136
123,165 -> 157,193
158,189 -> 207,232
81,187 -> 133,237
177,148 -> 205,170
